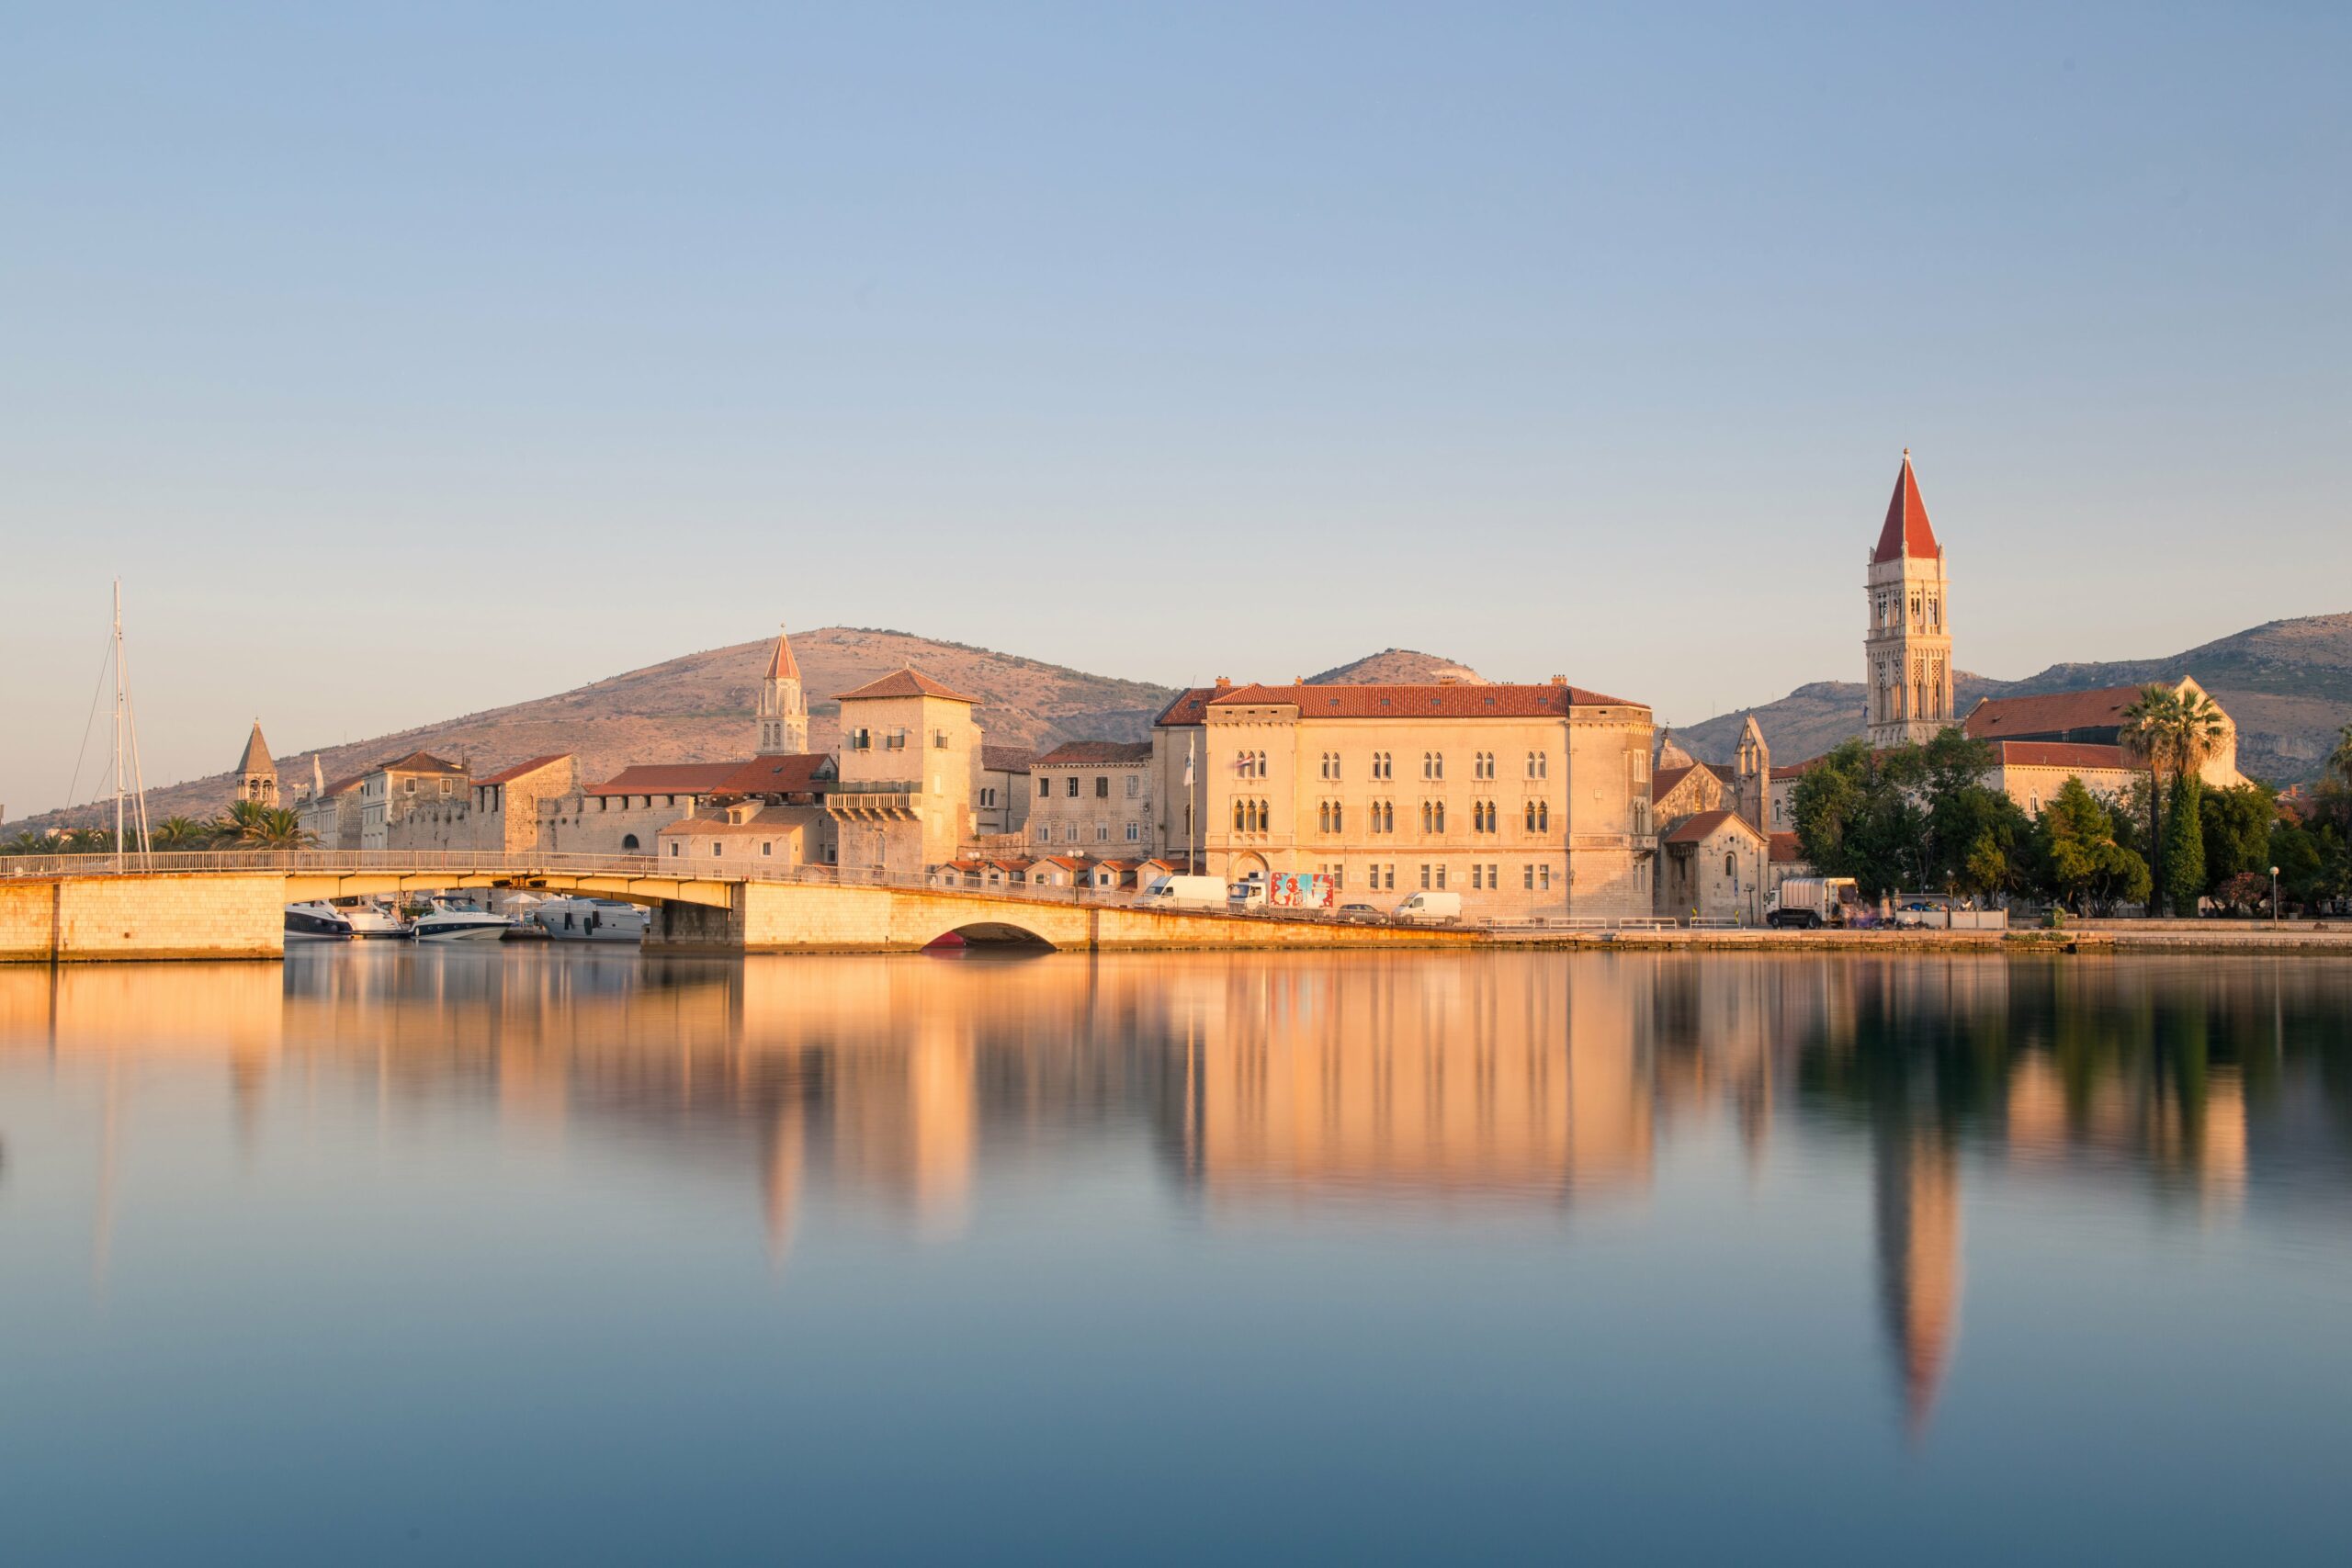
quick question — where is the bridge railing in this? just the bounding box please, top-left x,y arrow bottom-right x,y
0,850 -> 1396,927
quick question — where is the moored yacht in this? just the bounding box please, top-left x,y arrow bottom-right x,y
410,901 -> 518,942
331,897 -> 410,938
285,902 -> 355,942
534,897 -> 649,943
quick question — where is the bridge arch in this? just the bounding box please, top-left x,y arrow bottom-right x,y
925,919 -> 1058,952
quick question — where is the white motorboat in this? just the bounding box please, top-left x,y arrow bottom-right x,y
285,902 -> 355,942
534,897 -> 649,943
411,902 -> 518,942
331,897 -> 411,938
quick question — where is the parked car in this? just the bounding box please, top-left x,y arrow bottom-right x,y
1336,902 -> 1383,923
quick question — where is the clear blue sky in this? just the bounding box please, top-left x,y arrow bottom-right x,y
5,2 -> 2346,816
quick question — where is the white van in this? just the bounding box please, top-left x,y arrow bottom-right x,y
1227,877 -> 1267,909
1391,890 -> 1464,923
1141,874 -> 1229,909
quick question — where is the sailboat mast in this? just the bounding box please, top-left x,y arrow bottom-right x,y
112,581 -> 126,871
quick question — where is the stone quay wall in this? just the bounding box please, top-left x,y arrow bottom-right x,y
1,874 -> 286,963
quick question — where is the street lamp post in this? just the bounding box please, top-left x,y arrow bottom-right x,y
2271,864 -> 2281,925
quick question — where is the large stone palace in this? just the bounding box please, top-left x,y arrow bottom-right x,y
247,454 -> 2243,923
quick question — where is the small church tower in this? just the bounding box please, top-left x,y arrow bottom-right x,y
236,720 -> 278,807
1864,450 -> 1952,749
755,625 -> 808,756
1734,713 -> 1770,831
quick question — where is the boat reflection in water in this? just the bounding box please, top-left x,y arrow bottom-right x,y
4,948 -> 2346,1560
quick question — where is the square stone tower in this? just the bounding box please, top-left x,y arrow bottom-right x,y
827,668 -> 981,879
1864,450 -> 1952,749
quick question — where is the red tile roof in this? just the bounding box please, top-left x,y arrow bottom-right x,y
586,761 -> 749,797
833,667 -> 978,704
1652,762 -> 1736,803
1962,684 -> 2155,741
763,626 -> 800,682
980,745 -> 1035,773
475,754 -> 571,786
1872,451 -> 1940,562
1207,682 -> 1640,717
714,753 -> 833,795
373,750 -> 466,777
1036,740 -> 1153,766
1769,831 -> 1804,863
1153,687 -> 1221,727
1994,740 -> 2134,771
1661,808 -> 1759,845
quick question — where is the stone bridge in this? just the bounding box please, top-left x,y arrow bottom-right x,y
0,852 -> 1482,962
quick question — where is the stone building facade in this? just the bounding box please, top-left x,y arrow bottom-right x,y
975,747 -> 1034,837
1027,741 -> 1155,854
469,754 -> 579,854
1184,679 -> 1657,921
362,751 -> 469,850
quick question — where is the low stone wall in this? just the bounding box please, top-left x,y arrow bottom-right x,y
661,882 -> 1488,953
0,874 -> 285,963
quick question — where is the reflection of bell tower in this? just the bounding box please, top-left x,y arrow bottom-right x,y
1874,1123 -> 1962,1439
755,625 -> 808,756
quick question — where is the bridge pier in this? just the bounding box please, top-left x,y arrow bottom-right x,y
0,873 -> 285,963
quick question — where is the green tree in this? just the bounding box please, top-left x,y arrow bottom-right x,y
2119,684 -> 2182,889
2034,777 -> 2151,913
211,800 -> 312,851
2164,773 -> 2205,915
2198,782 -> 2276,897
151,815 -> 210,851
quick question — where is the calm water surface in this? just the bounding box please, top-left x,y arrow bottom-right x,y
4,947 -> 2350,1564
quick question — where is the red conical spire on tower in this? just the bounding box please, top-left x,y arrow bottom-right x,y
1872,449 -> 1940,563
763,624 -> 800,682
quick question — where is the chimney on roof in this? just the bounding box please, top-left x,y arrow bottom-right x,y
1550,674 -> 1566,685
1214,676 -> 1231,689
1437,674 -> 1461,685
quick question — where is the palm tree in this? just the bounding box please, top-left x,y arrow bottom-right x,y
151,815 -> 210,851
2329,722 -> 2352,791
211,800 -> 313,852
2120,685 -> 2181,899
2171,687 -> 2230,784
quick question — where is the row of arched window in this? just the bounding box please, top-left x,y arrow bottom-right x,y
1254,797 -> 1558,838
1245,749 -> 1557,783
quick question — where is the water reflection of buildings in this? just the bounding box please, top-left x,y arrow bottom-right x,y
4,951 -> 2344,1437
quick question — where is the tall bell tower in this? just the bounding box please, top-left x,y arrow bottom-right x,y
1864,450 -> 1952,750
755,625 -> 808,756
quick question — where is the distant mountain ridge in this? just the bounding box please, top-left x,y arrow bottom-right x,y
20,613 -> 2348,832
1674,613 -> 2352,784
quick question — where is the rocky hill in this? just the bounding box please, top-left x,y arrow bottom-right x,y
1307,649 -> 1487,685
25,627 -> 1182,831
14,632 -> 1494,832
1675,614 -> 2352,784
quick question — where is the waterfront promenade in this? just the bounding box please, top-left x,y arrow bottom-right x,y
8,852 -> 2349,962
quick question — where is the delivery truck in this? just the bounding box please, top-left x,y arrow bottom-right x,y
1391,890 -> 1464,923
1263,872 -> 1337,911
1140,874 -> 1230,909
1765,876 -> 1861,929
